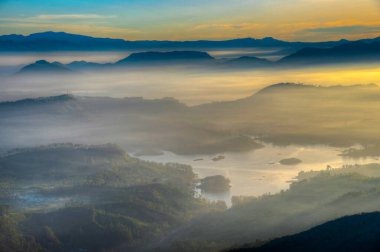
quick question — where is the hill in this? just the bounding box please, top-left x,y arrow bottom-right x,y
15,60 -> 75,75
116,51 -> 215,65
231,212 -> 380,252
4,83 -> 380,154
66,60 -> 107,71
0,143 -> 195,188
279,41 -> 380,65
159,163 -> 380,251
222,56 -> 272,68
0,143 -> 223,252
0,93 -> 264,155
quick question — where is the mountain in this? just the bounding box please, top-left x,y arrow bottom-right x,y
0,94 -> 186,114
116,51 -> 214,65
0,31 -> 128,51
14,51 -> 216,73
0,92 -> 264,155
0,31 -> 362,52
15,60 -> 75,75
231,212 -> 380,252
14,41 -> 380,74
279,41 -> 380,65
222,56 -> 272,68
66,60 -> 108,71
3,83 -> 380,155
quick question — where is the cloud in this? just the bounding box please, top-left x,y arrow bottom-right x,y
0,18 -> 141,39
192,23 -> 264,31
0,14 -> 115,24
270,19 -> 380,41
303,25 -> 380,34
34,14 -> 115,20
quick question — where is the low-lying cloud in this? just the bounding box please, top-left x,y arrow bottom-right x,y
303,25 -> 380,35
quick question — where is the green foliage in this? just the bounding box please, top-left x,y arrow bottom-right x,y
162,163 -> 380,251
0,143 -> 196,190
20,183 -> 218,252
0,144 -> 220,252
166,240 -> 220,252
0,210 -> 42,252
199,175 -> 231,193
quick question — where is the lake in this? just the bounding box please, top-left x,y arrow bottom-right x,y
139,143 -> 380,206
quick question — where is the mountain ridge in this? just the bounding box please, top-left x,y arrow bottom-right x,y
12,40 -> 380,74
116,51 -> 214,65
1,31 -> 375,52
230,212 -> 380,252
15,60 -> 75,75
280,41 -> 380,65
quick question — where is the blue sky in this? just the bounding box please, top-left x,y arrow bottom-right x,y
1,0 -> 380,41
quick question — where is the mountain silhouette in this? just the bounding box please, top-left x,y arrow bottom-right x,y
116,51 -> 214,65
230,212 -> 380,252
13,39 -> 380,74
66,60 -> 107,71
15,60 -> 75,75
13,51 -> 215,74
0,31 -> 360,52
223,56 -> 272,68
279,41 -> 380,65
0,31 -> 127,51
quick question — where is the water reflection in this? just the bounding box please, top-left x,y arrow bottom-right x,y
140,143 -> 380,206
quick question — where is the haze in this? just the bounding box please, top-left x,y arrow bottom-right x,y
2,1 -> 380,251
1,59 -> 380,105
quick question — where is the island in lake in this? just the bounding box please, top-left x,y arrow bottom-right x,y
280,158 -> 302,165
198,175 -> 231,193
212,155 -> 225,162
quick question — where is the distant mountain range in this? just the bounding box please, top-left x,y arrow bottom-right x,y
280,41 -> 380,65
14,39 -> 380,75
14,51 -> 218,75
1,31 -> 377,52
231,212 -> 380,252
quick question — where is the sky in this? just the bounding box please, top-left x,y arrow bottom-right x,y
0,0 -> 380,41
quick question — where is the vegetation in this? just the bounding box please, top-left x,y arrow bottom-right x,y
341,144 -> 380,158
198,175 -> 231,193
279,158 -> 302,165
230,212 -> 380,252
4,84 -> 380,251
0,143 -> 196,189
0,206 -> 42,252
0,144 -> 225,252
159,163 -> 380,251
4,83 -> 380,155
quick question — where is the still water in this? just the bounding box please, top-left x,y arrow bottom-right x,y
140,143 -> 380,206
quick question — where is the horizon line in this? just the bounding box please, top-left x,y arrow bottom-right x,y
1,30 -> 379,44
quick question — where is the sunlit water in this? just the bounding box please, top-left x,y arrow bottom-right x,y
139,144 -> 380,206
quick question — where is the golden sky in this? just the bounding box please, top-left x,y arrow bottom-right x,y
0,0 -> 380,41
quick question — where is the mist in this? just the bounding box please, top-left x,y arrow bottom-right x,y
2,49 -> 380,252
2,59 -> 380,105
2,0 -> 380,249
